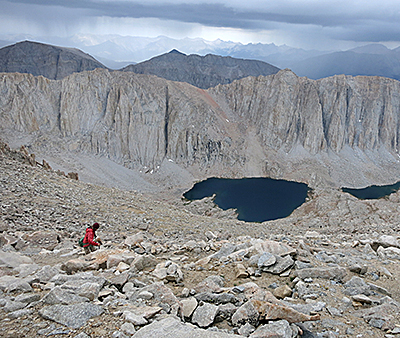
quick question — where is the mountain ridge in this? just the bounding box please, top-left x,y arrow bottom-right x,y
0,40 -> 108,80
122,50 -> 280,89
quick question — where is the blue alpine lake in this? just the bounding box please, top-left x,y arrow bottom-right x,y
342,181 -> 400,199
183,177 -> 310,223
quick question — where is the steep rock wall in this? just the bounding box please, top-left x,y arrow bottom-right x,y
209,71 -> 400,155
1,68 -> 400,189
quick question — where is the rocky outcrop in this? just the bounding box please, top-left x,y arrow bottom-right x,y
0,41 -> 107,80
123,49 -> 280,89
1,69 -> 400,189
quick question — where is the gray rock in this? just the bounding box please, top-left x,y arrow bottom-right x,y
257,252 -> 276,268
3,300 -> 26,312
295,261 -> 314,270
231,300 -> 259,327
34,265 -> 60,283
137,290 -> 153,300
249,320 -> 292,338
7,308 -> 34,319
121,322 -> 136,335
216,303 -> 237,322
39,303 -> 104,328
349,264 -> 368,275
73,333 -> 91,338
194,275 -> 225,293
131,254 -> 158,271
315,251 -> 337,263
133,316 -> 238,337
14,292 -> 41,303
265,255 -> 294,274
351,294 -> 373,304
0,251 -> 34,268
294,266 -> 347,280
192,302 -> 219,328
181,297 -> 198,318
377,246 -> 400,260
123,311 -> 148,326
368,282 -> 391,296
14,263 -> 40,278
76,282 -> 102,301
58,273 -> 106,290
238,323 -> 256,337
344,276 -> 370,296
0,275 -> 32,293
195,292 -> 239,305
282,300 -> 326,315
210,243 -> 237,259
42,286 -> 89,305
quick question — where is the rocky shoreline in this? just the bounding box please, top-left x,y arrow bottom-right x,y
1,140 -> 400,337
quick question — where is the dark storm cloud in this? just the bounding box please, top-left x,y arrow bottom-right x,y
6,0 -> 398,30
2,0 -> 400,46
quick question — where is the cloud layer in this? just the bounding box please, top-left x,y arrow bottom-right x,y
1,0 -> 400,49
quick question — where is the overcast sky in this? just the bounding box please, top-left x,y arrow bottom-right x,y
1,0 -> 400,50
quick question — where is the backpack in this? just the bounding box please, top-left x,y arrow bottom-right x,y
79,236 -> 85,247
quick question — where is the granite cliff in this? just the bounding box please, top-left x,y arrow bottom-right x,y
1,68 -> 400,193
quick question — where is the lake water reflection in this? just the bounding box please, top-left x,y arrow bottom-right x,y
183,177 -> 310,223
342,181 -> 400,199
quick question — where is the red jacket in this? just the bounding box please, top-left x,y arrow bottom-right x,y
83,227 -> 99,247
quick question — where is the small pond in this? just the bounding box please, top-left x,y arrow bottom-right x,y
341,181 -> 400,200
183,177 -> 310,223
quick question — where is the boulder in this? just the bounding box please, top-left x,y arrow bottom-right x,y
39,303 -> 104,329
249,320 -> 292,338
0,251 -> 33,268
252,240 -> 296,257
192,302 -> 219,328
257,252 -> 276,269
131,254 -> 158,271
232,300 -> 260,327
42,286 -> 89,305
294,266 -> 347,280
133,317 -> 238,338
22,231 -> 60,251
0,275 -> 32,293
273,285 -> 292,299
61,259 -> 90,274
194,275 -> 225,293
181,297 -> 198,318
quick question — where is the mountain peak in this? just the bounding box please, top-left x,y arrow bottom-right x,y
168,49 -> 186,56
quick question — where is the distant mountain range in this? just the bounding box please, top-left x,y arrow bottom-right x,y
0,41 -> 280,88
290,44 -> 400,81
1,35 -> 400,82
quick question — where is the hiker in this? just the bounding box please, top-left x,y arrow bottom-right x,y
83,222 -> 102,254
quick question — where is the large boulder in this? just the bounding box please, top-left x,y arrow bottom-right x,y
0,251 -> 33,268
133,317 -> 239,338
39,303 -> 104,329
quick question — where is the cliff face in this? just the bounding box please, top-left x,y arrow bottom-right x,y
1,68 -> 400,190
209,71 -> 400,154
0,41 -> 107,80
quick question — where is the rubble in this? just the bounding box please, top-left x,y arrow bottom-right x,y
1,139 -> 400,337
